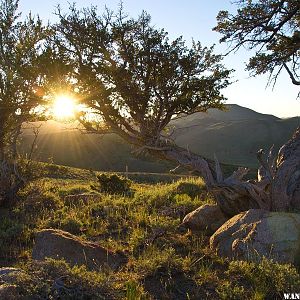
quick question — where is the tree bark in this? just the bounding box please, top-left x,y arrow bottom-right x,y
271,127 -> 300,211
0,158 -> 25,206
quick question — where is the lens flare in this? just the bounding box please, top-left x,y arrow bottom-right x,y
53,95 -> 76,119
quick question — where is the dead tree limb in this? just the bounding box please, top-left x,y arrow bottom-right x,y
145,127 -> 300,217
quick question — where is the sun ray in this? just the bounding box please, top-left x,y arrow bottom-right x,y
52,95 -> 76,120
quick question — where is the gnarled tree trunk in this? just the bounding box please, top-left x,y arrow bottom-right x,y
0,125 -> 25,206
0,156 -> 25,206
145,127 -> 300,217
271,128 -> 300,211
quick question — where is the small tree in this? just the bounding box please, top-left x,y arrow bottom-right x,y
214,0 -> 300,86
0,0 -> 49,204
53,6 -> 231,179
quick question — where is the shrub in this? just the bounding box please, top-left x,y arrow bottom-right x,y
92,173 -> 131,195
126,280 -> 147,300
27,191 -> 61,212
134,183 -> 174,208
0,216 -> 31,259
134,178 -> 206,211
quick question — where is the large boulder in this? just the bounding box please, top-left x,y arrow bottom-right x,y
32,229 -> 127,271
181,204 -> 228,235
210,209 -> 300,264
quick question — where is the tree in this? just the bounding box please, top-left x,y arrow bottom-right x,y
0,0 -> 49,204
212,0 -> 300,214
53,5 -> 299,217
214,0 -> 300,86
52,6 -> 231,180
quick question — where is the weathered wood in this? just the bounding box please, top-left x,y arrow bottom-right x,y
272,127 -> 300,211
161,146 -> 216,186
146,126 -> 300,217
214,154 -> 224,183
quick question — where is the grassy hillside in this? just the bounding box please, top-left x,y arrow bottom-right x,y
19,105 -> 299,172
20,128 -> 175,173
1,163 -> 299,299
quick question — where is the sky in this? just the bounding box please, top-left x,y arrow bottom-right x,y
18,0 -> 300,118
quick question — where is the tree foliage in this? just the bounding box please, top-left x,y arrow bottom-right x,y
214,0 -> 300,86
53,6 -> 231,148
0,0 -> 46,155
0,0 -> 49,203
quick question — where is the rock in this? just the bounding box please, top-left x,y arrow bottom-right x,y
0,284 -> 21,299
32,229 -> 127,271
181,204 -> 228,234
210,209 -> 300,264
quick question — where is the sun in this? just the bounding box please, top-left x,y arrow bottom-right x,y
52,95 -> 77,120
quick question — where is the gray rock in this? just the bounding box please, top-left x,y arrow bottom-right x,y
32,229 -> 127,271
181,204 -> 228,234
210,209 -> 300,264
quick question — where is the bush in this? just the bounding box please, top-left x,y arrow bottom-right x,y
18,180 -> 61,214
0,216 -> 32,259
92,173 -> 131,195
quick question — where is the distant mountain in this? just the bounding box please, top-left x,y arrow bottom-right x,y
173,104 -> 279,125
19,104 -> 299,172
171,104 -> 299,167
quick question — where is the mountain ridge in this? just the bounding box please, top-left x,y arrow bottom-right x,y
20,104 -> 299,171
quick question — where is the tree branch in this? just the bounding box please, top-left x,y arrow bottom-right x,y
283,63 -> 300,85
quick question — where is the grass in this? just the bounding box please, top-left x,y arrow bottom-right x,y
0,163 -> 299,299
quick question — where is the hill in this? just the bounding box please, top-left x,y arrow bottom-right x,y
172,104 -> 299,167
19,104 -> 299,171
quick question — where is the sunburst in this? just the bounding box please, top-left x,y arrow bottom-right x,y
52,95 -> 77,120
